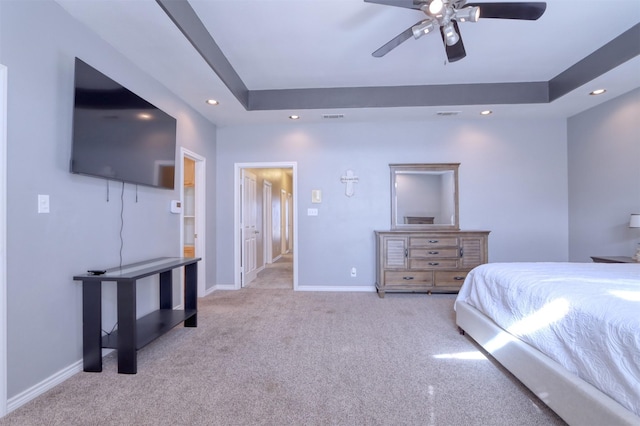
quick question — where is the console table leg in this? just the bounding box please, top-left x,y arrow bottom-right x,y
184,263 -> 197,327
159,270 -> 172,309
117,280 -> 137,374
82,281 -> 102,372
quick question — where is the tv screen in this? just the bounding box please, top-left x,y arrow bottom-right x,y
70,58 -> 177,189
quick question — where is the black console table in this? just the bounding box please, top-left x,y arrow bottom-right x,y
74,257 -> 200,374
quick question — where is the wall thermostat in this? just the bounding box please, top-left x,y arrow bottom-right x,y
170,200 -> 182,214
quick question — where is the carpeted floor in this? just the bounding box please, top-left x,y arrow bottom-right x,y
0,286 -> 566,426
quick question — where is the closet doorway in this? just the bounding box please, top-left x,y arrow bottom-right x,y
180,148 -> 206,297
234,162 -> 298,290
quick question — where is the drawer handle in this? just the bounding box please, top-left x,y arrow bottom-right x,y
403,276 -> 414,280
428,251 -> 439,254
428,262 -> 440,266
453,276 -> 465,281
428,240 -> 439,243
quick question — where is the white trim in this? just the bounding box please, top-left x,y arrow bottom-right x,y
180,148 -> 207,298
7,360 -> 82,414
210,284 -> 235,293
296,286 -> 376,293
0,64 -> 8,417
234,162 -> 298,291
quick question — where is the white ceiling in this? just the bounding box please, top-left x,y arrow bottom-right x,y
56,0 -> 640,127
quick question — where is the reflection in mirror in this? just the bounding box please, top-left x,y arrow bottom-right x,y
390,164 -> 459,230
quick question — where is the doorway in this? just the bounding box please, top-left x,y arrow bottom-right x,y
234,162 -> 298,290
180,148 -> 206,298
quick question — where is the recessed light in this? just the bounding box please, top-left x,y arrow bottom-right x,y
480,110 -> 492,116
137,113 -> 153,120
205,99 -> 219,105
589,89 -> 606,96
289,115 -> 300,120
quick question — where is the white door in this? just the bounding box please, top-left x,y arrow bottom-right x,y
0,64 -> 8,416
280,190 -> 287,255
242,170 -> 258,286
287,193 -> 293,252
263,181 -> 273,265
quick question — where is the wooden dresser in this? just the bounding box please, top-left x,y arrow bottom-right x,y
375,230 -> 489,297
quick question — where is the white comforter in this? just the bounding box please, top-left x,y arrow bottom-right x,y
455,262 -> 640,417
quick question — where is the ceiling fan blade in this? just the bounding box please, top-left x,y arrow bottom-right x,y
440,21 -> 466,62
364,0 -> 423,10
372,25 -> 416,57
466,2 -> 546,20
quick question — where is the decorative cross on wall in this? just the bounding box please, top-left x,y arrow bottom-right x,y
340,169 -> 359,197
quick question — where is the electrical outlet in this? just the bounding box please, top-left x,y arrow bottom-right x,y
350,267 -> 357,277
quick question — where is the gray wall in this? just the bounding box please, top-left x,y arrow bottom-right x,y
1,1 -> 216,398
216,118 -> 569,287
568,88 -> 640,261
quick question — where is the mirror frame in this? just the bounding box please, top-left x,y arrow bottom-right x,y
390,163 -> 460,230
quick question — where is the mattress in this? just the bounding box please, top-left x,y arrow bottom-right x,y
455,262 -> 640,417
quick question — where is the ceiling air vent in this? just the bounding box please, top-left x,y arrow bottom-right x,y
436,111 -> 461,116
321,113 -> 345,119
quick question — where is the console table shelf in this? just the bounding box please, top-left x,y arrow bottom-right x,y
75,257 -> 201,374
101,308 -> 197,350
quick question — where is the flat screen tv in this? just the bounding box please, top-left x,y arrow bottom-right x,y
70,58 -> 177,189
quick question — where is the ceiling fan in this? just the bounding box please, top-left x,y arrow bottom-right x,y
365,0 -> 546,62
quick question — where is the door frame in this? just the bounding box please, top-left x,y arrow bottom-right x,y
234,162 -> 298,290
180,148 -> 206,298
0,64 -> 8,417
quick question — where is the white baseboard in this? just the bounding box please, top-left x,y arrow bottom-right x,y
7,359 -> 83,413
209,284 -> 235,293
296,285 -> 377,292
206,284 -> 376,293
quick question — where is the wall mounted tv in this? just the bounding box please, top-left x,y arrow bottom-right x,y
70,58 -> 177,189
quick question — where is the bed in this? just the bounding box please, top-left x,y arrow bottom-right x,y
454,262 -> 640,425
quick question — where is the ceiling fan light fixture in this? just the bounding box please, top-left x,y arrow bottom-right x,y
427,0 -> 445,16
455,6 -> 480,23
443,22 -> 459,46
412,20 -> 436,39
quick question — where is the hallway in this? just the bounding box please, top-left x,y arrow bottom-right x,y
245,253 -> 293,289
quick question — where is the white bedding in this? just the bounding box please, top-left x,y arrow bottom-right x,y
455,262 -> 640,417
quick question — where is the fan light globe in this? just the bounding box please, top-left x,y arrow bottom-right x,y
412,20 -> 436,38
443,22 -> 459,46
428,0 -> 445,15
456,6 -> 480,22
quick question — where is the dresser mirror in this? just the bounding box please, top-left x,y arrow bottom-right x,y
390,163 -> 460,230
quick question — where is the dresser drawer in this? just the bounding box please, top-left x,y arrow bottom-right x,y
411,248 -> 459,259
410,259 -> 459,269
434,270 -> 469,286
385,271 -> 433,285
409,237 -> 458,248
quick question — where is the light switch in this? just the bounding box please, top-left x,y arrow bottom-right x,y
38,194 -> 50,214
311,189 -> 322,204
307,208 -> 318,216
